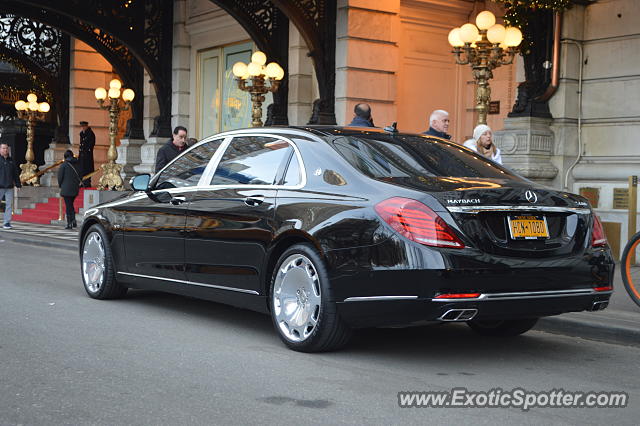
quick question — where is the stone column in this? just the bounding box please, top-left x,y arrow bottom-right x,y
288,22 -> 315,126
40,142 -> 69,187
335,0 -> 400,126
117,138 -> 146,184
171,0 -> 190,130
493,116 -> 558,185
134,137 -> 166,175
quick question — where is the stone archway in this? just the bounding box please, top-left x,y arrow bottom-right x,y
0,0 -> 174,137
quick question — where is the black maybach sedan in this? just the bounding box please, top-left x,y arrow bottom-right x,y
79,126 -> 614,352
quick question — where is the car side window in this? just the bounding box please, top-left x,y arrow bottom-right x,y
155,139 -> 223,189
211,136 -> 292,186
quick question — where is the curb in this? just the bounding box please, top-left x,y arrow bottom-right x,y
536,316 -> 640,348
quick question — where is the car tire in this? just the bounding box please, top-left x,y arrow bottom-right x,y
269,243 -> 352,352
81,224 -> 127,299
467,318 -> 538,337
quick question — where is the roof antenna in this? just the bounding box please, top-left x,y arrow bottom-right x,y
383,122 -> 398,133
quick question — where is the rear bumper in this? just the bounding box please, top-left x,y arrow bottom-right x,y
327,234 -> 615,328
336,290 -> 613,328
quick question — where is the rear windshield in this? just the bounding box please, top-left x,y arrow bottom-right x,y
330,135 -> 522,180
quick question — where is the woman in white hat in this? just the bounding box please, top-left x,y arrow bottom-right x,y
463,124 -> 502,164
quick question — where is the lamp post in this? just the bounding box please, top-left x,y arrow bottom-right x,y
14,93 -> 50,186
94,78 -> 135,190
231,51 -> 284,127
448,11 -> 523,125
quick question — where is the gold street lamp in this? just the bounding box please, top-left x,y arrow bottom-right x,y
15,93 -> 50,186
448,11 -> 523,125
231,51 -> 284,127
94,78 -> 135,190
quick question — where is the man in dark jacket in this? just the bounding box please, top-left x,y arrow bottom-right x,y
79,121 -> 95,187
155,126 -> 188,173
58,150 -> 82,229
347,103 -> 375,127
0,143 -> 21,229
423,109 -> 451,140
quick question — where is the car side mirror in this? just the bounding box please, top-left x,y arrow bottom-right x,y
131,174 -> 151,192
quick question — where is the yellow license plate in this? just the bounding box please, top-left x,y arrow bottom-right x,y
508,215 -> 549,239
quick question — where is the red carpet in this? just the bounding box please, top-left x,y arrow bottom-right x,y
13,188 -> 89,225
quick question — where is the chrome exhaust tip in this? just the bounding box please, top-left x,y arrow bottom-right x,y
438,308 -> 478,322
588,301 -> 609,311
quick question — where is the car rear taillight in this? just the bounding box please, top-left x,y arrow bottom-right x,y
375,197 -> 464,248
591,215 -> 608,247
434,293 -> 481,299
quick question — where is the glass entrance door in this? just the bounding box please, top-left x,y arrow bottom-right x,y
197,41 -> 271,139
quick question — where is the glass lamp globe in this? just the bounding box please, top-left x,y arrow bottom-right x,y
448,28 -> 464,47
487,24 -> 506,44
504,26 -> 523,47
95,87 -> 107,100
27,93 -> 37,103
232,62 -> 248,78
274,65 -> 285,81
247,62 -> 262,76
475,11 -> 496,30
265,62 -> 280,79
14,100 -> 26,111
122,88 -> 135,102
109,79 -> 122,90
251,51 -> 267,66
38,102 -> 50,113
108,88 -> 121,99
459,23 -> 479,44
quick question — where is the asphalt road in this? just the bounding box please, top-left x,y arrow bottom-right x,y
1,239 -> 638,425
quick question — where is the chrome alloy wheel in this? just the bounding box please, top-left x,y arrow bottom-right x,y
82,232 -> 105,293
273,254 -> 322,342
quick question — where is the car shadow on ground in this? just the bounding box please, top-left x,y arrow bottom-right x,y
116,289 -> 588,362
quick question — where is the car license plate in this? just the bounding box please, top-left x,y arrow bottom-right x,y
507,215 -> 549,239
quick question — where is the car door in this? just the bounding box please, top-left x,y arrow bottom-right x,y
122,138 -> 224,282
184,135 -> 297,293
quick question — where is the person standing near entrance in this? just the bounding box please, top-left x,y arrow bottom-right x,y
0,143 -> 21,229
79,120 -> 95,187
155,126 -> 188,173
423,109 -> 451,140
463,124 -> 502,164
348,103 -> 375,127
57,150 -> 82,229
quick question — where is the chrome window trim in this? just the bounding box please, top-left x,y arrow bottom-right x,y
199,133 -> 307,190
446,205 -> 591,215
152,136 -> 231,183
431,288 -> 610,302
117,271 -> 259,295
343,295 -> 419,302
196,136 -> 233,186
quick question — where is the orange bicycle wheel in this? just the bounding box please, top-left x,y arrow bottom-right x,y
621,232 -> 640,307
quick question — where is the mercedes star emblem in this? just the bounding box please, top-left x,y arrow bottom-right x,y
525,190 -> 538,203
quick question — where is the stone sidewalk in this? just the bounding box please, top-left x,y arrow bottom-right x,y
1,222 -> 638,347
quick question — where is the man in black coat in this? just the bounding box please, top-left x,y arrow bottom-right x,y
347,103 -> 375,128
423,109 -> 451,140
79,121 -> 95,187
0,143 -> 21,229
155,126 -> 188,173
57,150 -> 82,229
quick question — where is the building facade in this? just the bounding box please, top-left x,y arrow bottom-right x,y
0,0 -> 638,254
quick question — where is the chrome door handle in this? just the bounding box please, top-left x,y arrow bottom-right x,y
170,196 -> 186,205
244,195 -> 264,206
